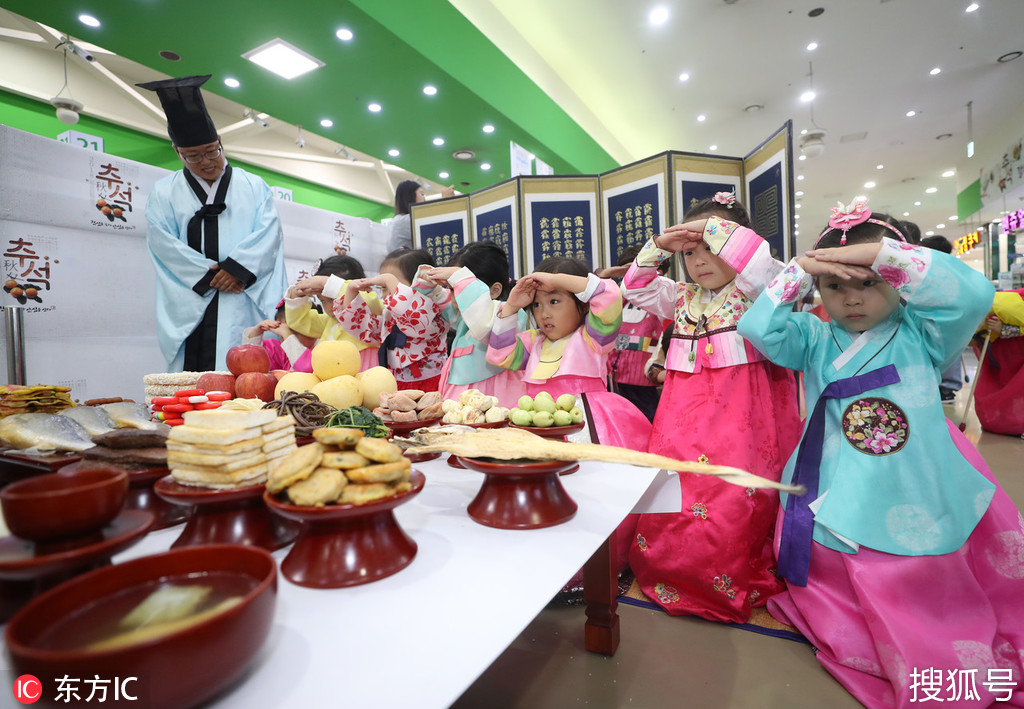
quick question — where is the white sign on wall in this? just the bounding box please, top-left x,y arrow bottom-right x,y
57,129 -> 104,153
510,141 -> 533,177
271,185 -> 294,201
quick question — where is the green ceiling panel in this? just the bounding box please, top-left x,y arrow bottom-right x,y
2,1 -> 618,191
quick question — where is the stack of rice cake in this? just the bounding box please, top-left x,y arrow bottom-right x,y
167,409 -> 297,488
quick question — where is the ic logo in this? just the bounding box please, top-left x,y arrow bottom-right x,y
13,674 -> 41,704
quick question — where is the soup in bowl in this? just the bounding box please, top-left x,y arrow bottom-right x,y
5,544 -> 277,709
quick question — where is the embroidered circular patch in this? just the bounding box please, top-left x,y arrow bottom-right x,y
841,398 -> 909,455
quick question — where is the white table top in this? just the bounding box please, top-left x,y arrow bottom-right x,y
11,456 -> 661,708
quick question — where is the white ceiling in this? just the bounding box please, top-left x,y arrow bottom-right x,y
2,0 -> 1024,252
458,0 -> 1024,249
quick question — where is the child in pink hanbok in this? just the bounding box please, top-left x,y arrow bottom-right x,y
486,257 -> 622,400
738,199 -> 1023,708
337,249 -> 449,392
622,193 -> 801,623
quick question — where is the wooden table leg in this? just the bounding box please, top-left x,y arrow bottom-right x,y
583,533 -> 619,656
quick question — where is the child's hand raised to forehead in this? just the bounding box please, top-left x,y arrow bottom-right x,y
805,242 -> 883,266
422,266 -> 460,285
502,276 -> 538,315
291,275 -> 329,298
795,256 -> 875,281
655,219 -> 708,253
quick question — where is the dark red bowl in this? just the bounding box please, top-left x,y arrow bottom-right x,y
5,544 -> 277,709
386,416 -> 442,435
0,468 -> 128,541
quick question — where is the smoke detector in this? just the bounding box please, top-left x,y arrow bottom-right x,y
50,96 -> 83,125
800,129 -> 826,158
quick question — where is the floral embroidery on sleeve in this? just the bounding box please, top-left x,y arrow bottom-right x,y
765,261 -> 811,304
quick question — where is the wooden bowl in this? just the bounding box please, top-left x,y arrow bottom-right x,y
455,457 -> 578,529
0,468 -> 128,542
386,417 -> 442,435
5,544 -> 277,709
508,421 -> 586,438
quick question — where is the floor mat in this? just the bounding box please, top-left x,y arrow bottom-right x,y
619,578 -> 809,644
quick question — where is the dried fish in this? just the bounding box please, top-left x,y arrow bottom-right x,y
400,426 -> 805,495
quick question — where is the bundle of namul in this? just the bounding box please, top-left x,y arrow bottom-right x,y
398,426 -> 805,494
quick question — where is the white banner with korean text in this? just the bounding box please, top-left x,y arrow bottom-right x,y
0,125 -> 387,402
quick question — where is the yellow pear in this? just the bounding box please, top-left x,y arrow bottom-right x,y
311,340 -> 361,380
355,366 -> 398,409
311,375 -> 363,410
274,371 -> 321,400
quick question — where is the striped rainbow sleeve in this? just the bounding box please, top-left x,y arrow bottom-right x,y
450,267 -> 497,342
704,216 -> 762,271
579,275 -> 623,354
486,311 -> 536,371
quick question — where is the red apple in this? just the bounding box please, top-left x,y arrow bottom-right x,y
225,344 -> 271,376
235,372 -> 277,402
271,369 -> 290,381
196,371 -> 236,398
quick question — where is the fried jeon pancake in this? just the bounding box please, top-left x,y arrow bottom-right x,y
338,482 -> 394,506
287,467 -> 347,507
345,459 -> 411,484
320,451 -> 371,469
266,442 -> 324,494
312,427 -> 365,446
354,437 -> 403,463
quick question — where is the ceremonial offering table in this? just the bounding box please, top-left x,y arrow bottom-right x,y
0,456 -> 661,709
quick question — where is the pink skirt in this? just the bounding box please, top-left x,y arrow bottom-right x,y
358,347 -> 380,373
438,358 -> 527,409
767,420 -> 1024,708
630,361 -> 802,623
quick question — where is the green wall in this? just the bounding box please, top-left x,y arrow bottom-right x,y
0,89 -> 392,221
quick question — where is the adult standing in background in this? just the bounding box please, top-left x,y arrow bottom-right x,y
386,179 -> 455,251
138,75 -> 287,372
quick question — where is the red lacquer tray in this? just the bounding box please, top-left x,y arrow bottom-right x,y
264,469 -> 425,589
154,476 -> 298,551
455,457 -> 578,530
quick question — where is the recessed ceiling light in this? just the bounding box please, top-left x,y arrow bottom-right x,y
800,129 -> 808,135
224,77 -> 240,88
925,187 -> 938,193
926,230 -> 935,236
388,148 -> 400,157
243,39 -> 324,80
929,67 -> 941,75
903,212 -> 910,217
914,201 -> 922,206
798,154 -> 807,161
697,114 -> 707,122
797,175 -> 805,181
320,118 -> 333,128
744,104 -> 764,113
937,223 -> 946,229
78,14 -> 100,27
453,150 -> 475,160
800,90 -> 816,102
936,133 -> 953,140
794,230 -> 800,236
649,7 -> 670,25
368,103 -> 382,113
942,169 -> 955,177
423,85 -> 437,96
796,191 -> 804,197
709,145 -> 718,151
433,137 -> 445,146
335,28 -> 354,41
439,171 -> 450,179
795,203 -> 802,209
906,110 -> 917,117
965,3 -> 979,12
795,214 -> 800,220
949,215 -> 958,220
678,72 -> 690,82
876,164 -> 884,170
864,181 -> 876,188
997,51 -> 1022,63
807,41 -> 818,51
481,163 -> 491,171
482,124 -> 495,134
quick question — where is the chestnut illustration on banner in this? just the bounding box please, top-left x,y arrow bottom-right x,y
3,279 -> 43,304
95,198 -> 128,223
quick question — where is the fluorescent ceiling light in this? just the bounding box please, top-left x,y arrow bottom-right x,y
388,149 -> 400,157
797,175 -> 805,181
709,145 -> 717,151
906,110 -> 917,117
942,170 -> 955,177
433,137 -> 445,146
864,181 -> 876,188
481,163 -> 491,170
320,119 -> 333,128
79,14 -> 100,27
876,164 -> 884,170
925,187 -> 938,193
423,85 -> 437,96
368,103 -> 382,113
224,78 -> 240,88
243,39 -> 324,80
965,3 -> 979,12
930,67 -> 941,75
937,224 -> 946,229
439,171 -> 450,179
335,28 -> 353,41
806,42 -> 818,51
482,124 -> 495,134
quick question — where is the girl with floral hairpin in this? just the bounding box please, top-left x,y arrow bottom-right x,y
737,199 -> 1024,708
622,191 -> 802,623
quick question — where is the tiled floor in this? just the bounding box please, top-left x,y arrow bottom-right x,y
454,354 -> 1024,708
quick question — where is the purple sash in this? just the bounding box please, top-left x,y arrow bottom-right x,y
777,364 -> 901,586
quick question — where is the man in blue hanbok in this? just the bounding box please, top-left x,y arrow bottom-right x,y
138,75 -> 287,372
